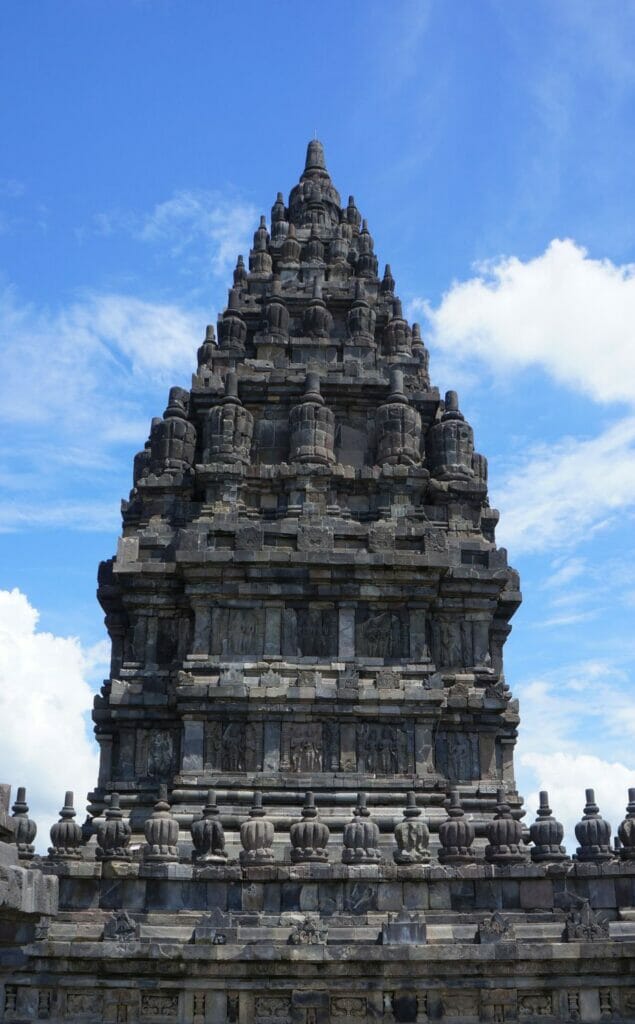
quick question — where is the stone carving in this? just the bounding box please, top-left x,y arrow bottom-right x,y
103,909 -> 138,942
382,299 -> 411,355
575,789 -> 613,862
529,790 -> 568,863
140,992 -> 179,1018
203,372 -> 254,465
355,219 -> 378,278
476,911 -> 515,944
427,390 -> 475,480
143,785 -> 179,863
441,992 -> 479,1017
96,792 -> 131,861
563,900 -> 609,942
239,793 -> 274,865
302,279 -> 333,338
376,369 -> 422,466
436,730 -> 480,783
10,786 -> 36,860
254,995 -> 291,1022
347,279 -> 376,343
381,910 -> 427,945
205,720 -> 261,772
262,276 -> 289,339
218,288 -> 247,354
342,792 -> 381,864
288,725 -> 322,772
331,996 -> 366,1017
288,915 -> 328,944
438,789 -> 477,864
290,791 -> 329,862
282,606 -> 337,656
393,791 -> 430,864
518,992 -> 553,1017
356,606 -> 408,659
66,991 -> 103,1015
196,323 -> 217,371
618,787 -> 635,860
249,215 -> 272,274
48,791 -> 82,860
212,607 -> 265,657
190,789 -> 227,864
485,789 -> 527,865
289,372 -> 335,464
145,731 -> 175,780
149,387 -> 196,477
357,722 -> 410,774
431,616 -> 491,669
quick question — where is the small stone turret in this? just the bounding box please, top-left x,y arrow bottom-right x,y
381,263 -> 395,294
356,219 -> 378,278
233,254 -> 247,286
303,278 -> 333,338
411,323 -> 430,384
342,793 -> 381,864
10,787 -> 36,860
345,194 -> 361,231
485,789 -> 527,865
190,790 -> 227,865
290,792 -> 330,863
329,224 -> 349,267
132,433 -> 153,486
304,224 -> 325,264
270,192 -> 288,240
382,299 -> 412,356
262,275 -> 289,340
618,789 -> 635,861
143,785 -> 179,863
280,222 -> 301,264
376,369 -> 422,467
427,390 -> 475,480
575,789 -> 613,862
149,388 -> 196,477
48,791 -> 82,860
218,288 -> 248,354
203,373 -> 254,465
289,372 -> 335,465
239,793 -> 274,866
393,791 -> 430,864
529,791 -> 567,863
96,792 -> 132,861
438,789 -> 477,865
249,215 -> 272,274
347,279 -> 376,343
197,324 -> 217,371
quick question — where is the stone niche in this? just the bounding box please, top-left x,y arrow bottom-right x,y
356,720 -> 414,774
355,605 -> 409,659
430,616 -> 491,669
281,605 -> 338,657
114,728 -> 179,781
211,607 -> 265,657
435,730 -> 481,782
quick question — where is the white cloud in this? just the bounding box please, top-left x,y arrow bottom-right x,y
494,416 -> 635,553
0,588 -> 101,852
419,238 -> 635,406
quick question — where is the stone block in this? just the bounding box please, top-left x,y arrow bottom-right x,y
377,882 -> 403,911
519,879 -> 553,910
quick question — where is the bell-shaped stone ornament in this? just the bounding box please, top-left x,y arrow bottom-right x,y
529,791 -> 567,863
618,788 -> 635,861
290,791 -> 330,863
48,791 -> 83,860
262,276 -> 289,339
345,194 -> 361,231
11,787 -> 37,860
381,263 -> 395,294
382,300 -> 412,355
304,224 -> 325,263
427,391 -> 475,481
342,793 -> 381,864
191,790 -> 227,865
149,386 -> 197,476
411,323 -> 430,384
438,789 -> 477,865
233,254 -> 247,286
203,372 -> 254,466
239,792 -> 275,866
329,224 -> 349,266
393,792 -> 430,864
376,369 -> 422,467
289,372 -> 335,465
143,785 -> 179,863
356,219 -> 379,278
218,288 -> 248,354
280,222 -> 301,264
96,792 -> 132,862
249,217 -> 273,274
485,789 -> 527,865
575,789 -> 613,862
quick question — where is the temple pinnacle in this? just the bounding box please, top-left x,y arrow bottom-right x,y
304,138 -> 327,173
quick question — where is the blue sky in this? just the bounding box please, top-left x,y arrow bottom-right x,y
1,0 -> 635,847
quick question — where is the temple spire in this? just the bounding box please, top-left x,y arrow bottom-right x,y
304,138 -> 327,173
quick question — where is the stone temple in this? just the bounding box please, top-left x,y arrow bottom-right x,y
2,140 -> 635,1023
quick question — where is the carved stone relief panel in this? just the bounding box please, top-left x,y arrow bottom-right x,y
281,722 -> 323,772
430,616 -> 491,669
156,616 -> 179,664
204,720 -> 263,772
139,992 -> 179,1019
211,607 -> 265,657
356,721 -> 413,774
134,730 -> 178,780
281,606 -> 337,657
435,730 -> 480,782
254,995 -> 291,1024
356,605 -> 409,659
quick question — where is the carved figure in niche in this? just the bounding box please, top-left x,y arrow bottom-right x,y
224,608 -> 263,657
289,725 -> 322,772
222,722 -> 244,772
147,732 -> 174,779
358,724 -> 408,774
205,722 -> 222,770
244,723 -> 260,771
356,606 -> 408,659
299,608 -> 337,657
379,728 -> 393,774
323,721 -> 340,770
